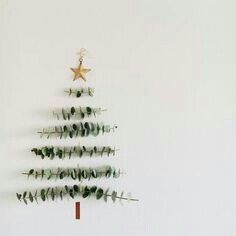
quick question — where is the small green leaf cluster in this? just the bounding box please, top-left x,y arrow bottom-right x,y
64,87 -> 94,97
22,166 -> 121,181
16,184 -> 139,205
53,106 -> 104,120
38,122 -> 117,138
31,145 -> 117,159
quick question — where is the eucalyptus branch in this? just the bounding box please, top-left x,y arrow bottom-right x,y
22,166 -> 123,181
64,87 -> 94,97
31,145 -> 119,159
16,184 -> 139,205
53,106 -> 106,120
37,122 -> 118,139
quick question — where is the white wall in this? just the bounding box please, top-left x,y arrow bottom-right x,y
0,0 -> 235,235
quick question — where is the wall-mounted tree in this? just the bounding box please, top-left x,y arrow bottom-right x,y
16,49 -> 138,205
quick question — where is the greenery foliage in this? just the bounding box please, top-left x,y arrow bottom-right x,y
64,87 -> 94,97
22,166 -> 122,181
53,106 -> 106,120
31,145 -> 118,159
16,184 -> 139,205
16,82 -> 139,205
37,122 -> 117,138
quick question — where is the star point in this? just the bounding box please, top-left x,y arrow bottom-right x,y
70,64 -> 91,82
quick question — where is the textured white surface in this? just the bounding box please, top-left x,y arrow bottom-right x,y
0,0 -> 236,235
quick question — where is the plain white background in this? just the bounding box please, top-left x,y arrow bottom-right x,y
0,0 -> 235,235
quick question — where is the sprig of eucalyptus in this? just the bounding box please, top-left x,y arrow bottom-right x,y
53,106 -> 106,120
64,87 -> 94,97
37,122 -> 117,138
31,145 -> 118,159
22,166 -> 122,181
16,184 -> 139,205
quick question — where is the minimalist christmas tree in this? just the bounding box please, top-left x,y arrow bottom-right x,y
16,49 -> 138,204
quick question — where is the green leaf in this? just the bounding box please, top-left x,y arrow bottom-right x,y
59,190 -> 63,200
97,123 -> 101,133
113,169 -> 120,178
88,87 -> 93,96
107,147 -> 111,156
45,147 -> 50,157
45,187 -> 51,199
47,170 -> 53,180
65,185 -> 69,193
96,188 -> 103,200
63,125 -> 67,132
68,150 -> 72,159
87,169 -> 91,180
86,107 -> 92,115
34,190 -> 38,204
72,124 -> 77,131
81,170 -> 87,179
35,171 -> 39,179
71,169 -> 77,180
29,169 -> 34,175
75,129 -> 79,137
79,122 -> 84,130
84,122 -> 90,131
71,107 -> 76,115
73,185 -> 79,193
94,146 -> 97,153
111,191 -> 117,202
41,169 -> 45,180
53,147 -> 59,155
29,192 -> 34,202
80,112 -> 85,119
119,191 -> 124,203
69,131 -> 73,138
91,169 -> 97,178
40,189 -> 46,201
42,147 -> 47,156
104,188 -> 109,202
81,129 -> 85,137
101,146 -> 106,156
79,149 -> 83,158
78,169 -> 81,181
105,167 -> 112,178
90,150 -> 93,157
102,125 -> 105,134
31,148 -> 37,155
82,186 -> 90,198
69,189 -> 74,199
76,91 -> 81,97
90,123 -> 95,132
59,127 -> 63,139
23,191 -> 27,199
37,149 -> 42,155
16,193 -> 22,201
90,186 -> 97,193
51,188 -> 55,201
59,171 -> 65,179
58,150 -> 63,159
62,108 -> 66,120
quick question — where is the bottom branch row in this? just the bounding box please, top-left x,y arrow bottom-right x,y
16,184 -> 139,205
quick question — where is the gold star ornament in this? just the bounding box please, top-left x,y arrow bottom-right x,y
70,49 -> 91,81
70,61 -> 91,81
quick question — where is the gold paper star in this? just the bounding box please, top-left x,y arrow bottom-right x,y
70,63 -> 91,81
